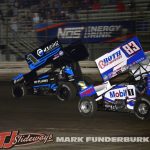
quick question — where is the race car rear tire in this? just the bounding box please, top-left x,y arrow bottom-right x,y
12,84 -> 26,98
134,97 -> 150,120
56,82 -> 77,101
78,97 -> 97,117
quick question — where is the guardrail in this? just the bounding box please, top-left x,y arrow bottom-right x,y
0,61 -> 99,75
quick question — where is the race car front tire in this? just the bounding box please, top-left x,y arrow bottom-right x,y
78,97 -> 97,117
12,84 -> 26,98
134,97 -> 150,120
56,82 -> 77,101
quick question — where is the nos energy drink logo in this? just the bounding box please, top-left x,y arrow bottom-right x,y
110,89 -> 127,98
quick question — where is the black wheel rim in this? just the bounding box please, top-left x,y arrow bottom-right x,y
13,87 -> 23,97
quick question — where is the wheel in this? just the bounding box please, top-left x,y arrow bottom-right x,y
78,97 -> 97,117
12,84 -> 26,98
83,75 -> 93,85
56,82 -> 77,101
134,97 -> 150,120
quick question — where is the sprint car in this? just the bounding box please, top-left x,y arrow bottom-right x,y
78,36 -> 150,120
11,38 -> 92,101
129,51 -> 150,95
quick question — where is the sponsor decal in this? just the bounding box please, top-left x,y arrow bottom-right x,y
34,79 -> 48,84
0,131 -> 53,149
36,21 -> 135,43
25,39 -> 63,71
37,49 -> 44,57
57,27 -> 84,39
37,40 -> 59,57
80,86 -> 96,98
98,41 -> 140,70
57,26 -> 121,39
98,50 -> 122,69
104,85 -> 136,102
110,89 -> 127,98
84,25 -> 121,38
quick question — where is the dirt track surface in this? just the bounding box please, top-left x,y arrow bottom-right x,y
0,82 -> 150,150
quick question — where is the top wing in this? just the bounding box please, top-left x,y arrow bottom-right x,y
95,36 -> 146,81
25,39 -> 89,71
25,38 -> 63,71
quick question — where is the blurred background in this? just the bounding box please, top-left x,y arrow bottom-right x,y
0,0 -> 150,61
